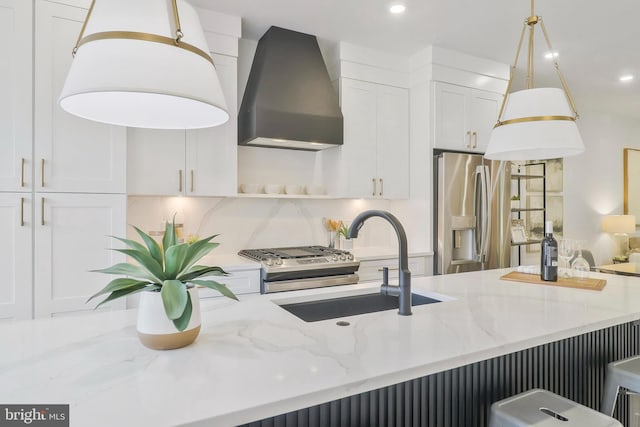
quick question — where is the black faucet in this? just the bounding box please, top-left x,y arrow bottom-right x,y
348,210 -> 412,316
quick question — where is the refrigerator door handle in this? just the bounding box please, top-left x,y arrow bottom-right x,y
474,165 -> 492,263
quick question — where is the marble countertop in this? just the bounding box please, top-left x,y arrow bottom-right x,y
2,269 -> 640,427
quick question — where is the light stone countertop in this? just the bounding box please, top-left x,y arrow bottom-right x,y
1,269 -> 639,427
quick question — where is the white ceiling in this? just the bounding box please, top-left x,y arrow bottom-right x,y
191,0 -> 640,118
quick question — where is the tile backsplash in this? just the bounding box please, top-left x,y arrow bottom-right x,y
127,196 -> 404,254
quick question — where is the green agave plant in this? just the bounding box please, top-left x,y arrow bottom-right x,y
89,219 -> 238,331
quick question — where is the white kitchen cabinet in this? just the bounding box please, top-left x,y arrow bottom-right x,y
34,0 -> 126,194
33,193 -> 126,318
339,78 -> 409,199
0,194 -> 32,320
198,269 -> 260,298
127,54 -> 238,197
433,81 -> 502,153
357,255 -> 427,283
0,0 -> 33,193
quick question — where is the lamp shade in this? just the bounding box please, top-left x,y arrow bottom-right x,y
58,0 -> 229,129
602,215 -> 636,233
485,88 -> 585,160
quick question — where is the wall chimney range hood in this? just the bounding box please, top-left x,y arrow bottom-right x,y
238,26 -> 343,151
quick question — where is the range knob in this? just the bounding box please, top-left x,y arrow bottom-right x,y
347,253 -> 354,261
265,258 -> 274,267
331,254 -> 339,262
339,254 -> 347,261
275,257 -> 283,266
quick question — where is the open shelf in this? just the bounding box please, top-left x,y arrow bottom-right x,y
511,239 -> 542,246
511,174 -> 545,180
511,208 -> 545,213
235,193 -> 334,200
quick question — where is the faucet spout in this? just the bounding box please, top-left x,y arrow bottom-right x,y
348,210 -> 412,315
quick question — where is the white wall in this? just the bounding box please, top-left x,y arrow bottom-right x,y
564,108 -> 640,265
127,196 -> 405,254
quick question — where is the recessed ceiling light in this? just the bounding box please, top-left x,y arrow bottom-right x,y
544,52 -> 559,60
620,75 -> 634,82
389,4 -> 406,14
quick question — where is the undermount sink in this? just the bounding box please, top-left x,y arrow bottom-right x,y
276,290 -> 449,322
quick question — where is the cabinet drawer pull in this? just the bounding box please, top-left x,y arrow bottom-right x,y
379,178 -> 383,196
473,131 -> 478,148
190,170 -> 194,193
20,197 -> 24,227
378,267 -> 399,272
372,178 -> 377,197
178,170 -> 183,193
20,158 -> 25,187
466,131 -> 472,148
41,158 -> 45,187
41,197 -> 45,226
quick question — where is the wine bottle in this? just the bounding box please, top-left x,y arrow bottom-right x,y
540,220 -> 558,281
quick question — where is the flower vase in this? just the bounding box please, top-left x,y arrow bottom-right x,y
328,231 -> 337,249
136,287 -> 201,350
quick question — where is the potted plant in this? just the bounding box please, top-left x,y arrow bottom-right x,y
89,219 -> 237,350
338,223 -> 353,250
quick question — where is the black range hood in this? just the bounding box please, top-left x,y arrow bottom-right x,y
238,26 -> 343,151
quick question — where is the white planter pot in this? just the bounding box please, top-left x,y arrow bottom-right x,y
136,287 -> 201,350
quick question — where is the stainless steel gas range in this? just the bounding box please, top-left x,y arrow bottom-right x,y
238,246 -> 360,293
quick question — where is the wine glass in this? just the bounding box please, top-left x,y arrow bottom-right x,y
571,241 -> 590,279
558,239 -> 574,278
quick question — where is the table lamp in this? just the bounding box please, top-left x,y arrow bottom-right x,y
602,215 -> 636,260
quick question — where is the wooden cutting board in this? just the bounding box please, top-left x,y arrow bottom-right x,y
500,271 -> 606,291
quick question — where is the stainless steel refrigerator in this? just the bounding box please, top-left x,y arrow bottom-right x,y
434,151 -> 511,274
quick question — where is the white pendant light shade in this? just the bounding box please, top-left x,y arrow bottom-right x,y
59,0 -> 229,129
485,88 -> 584,160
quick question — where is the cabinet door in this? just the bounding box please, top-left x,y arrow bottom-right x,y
377,85 -> 409,199
433,82 -> 471,151
127,129 -> 187,196
34,193 -> 126,318
186,54 -> 238,196
0,0 -> 32,192
34,1 -> 126,194
340,78 -> 378,198
469,89 -> 502,153
0,194 -> 32,320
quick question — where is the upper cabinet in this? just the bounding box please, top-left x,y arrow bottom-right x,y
127,53 -> 238,197
0,0 -> 32,192
433,81 -> 502,153
127,13 -> 241,197
325,43 -> 410,199
339,78 -> 409,198
34,0 -> 126,194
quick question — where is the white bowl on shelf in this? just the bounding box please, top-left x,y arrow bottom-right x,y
264,184 -> 283,194
305,185 -> 326,195
239,183 -> 263,194
284,184 -> 304,195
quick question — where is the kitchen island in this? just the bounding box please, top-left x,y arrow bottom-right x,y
2,268 -> 640,426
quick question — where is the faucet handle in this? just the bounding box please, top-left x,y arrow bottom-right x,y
382,267 -> 389,286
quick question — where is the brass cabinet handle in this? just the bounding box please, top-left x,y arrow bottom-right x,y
378,267 -> 399,272
20,158 -> 25,187
178,170 -> 183,193
379,178 -> 383,196
41,159 -> 45,187
473,131 -> 478,148
466,131 -> 472,148
372,178 -> 377,197
20,197 -> 24,227
190,170 -> 194,193
41,197 -> 45,226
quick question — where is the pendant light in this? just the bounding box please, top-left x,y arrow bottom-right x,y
485,0 -> 585,160
58,0 -> 229,130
